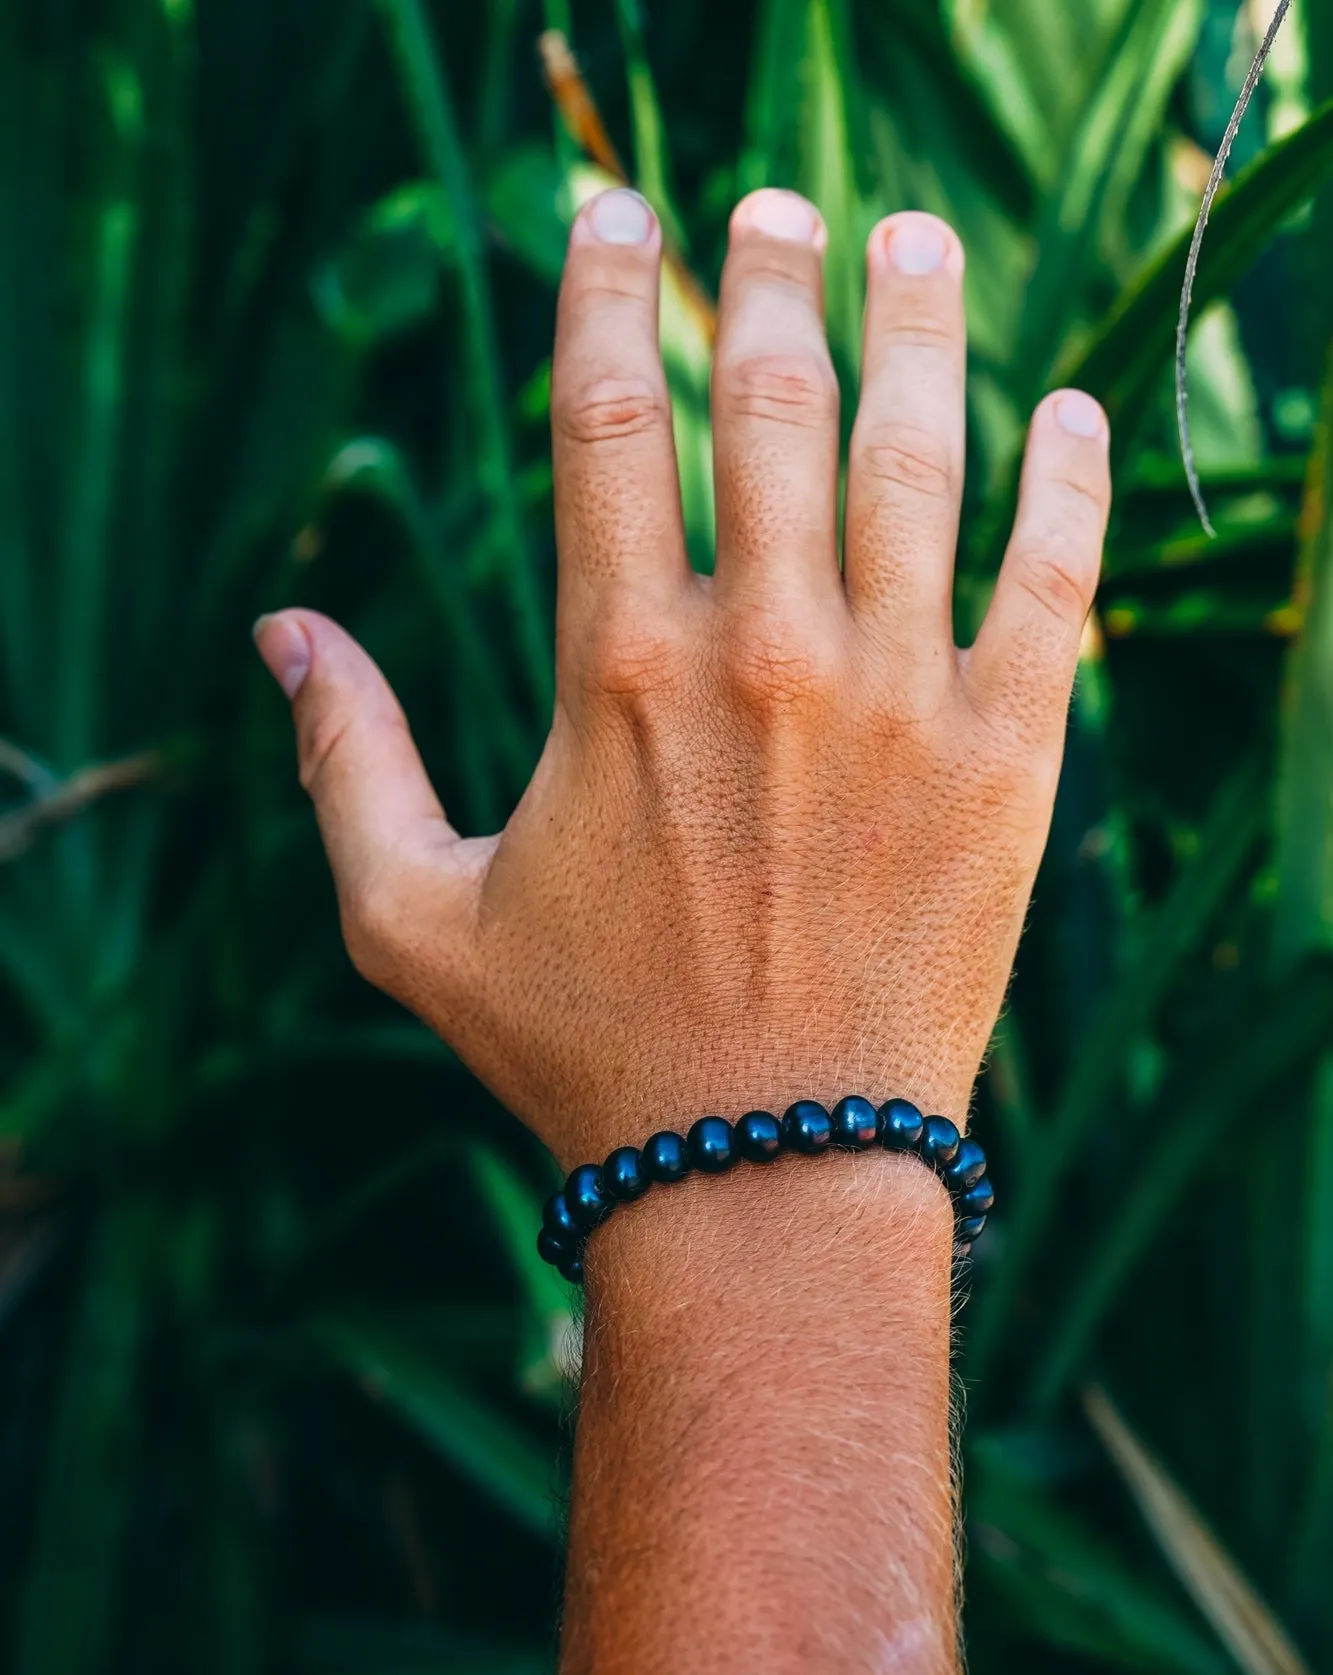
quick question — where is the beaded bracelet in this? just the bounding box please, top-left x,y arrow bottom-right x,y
536,1097 -> 993,1286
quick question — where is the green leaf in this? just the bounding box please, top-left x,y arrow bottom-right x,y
1031,957 -> 1333,1410
968,1434 -> 1232,1674
15,1201 -> 150,1675
1017,0 -> 1205,394
1273,350 -> 1333,1608
309,1311 -> 560,1542
1086,1388 -> 1314,1675
469,1145 -> 578,1403
313,183 -> 456,347
969,754 -> 1270,1384
1063,99 -> 1333,449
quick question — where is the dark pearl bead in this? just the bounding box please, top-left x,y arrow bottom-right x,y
879,1098 -> 924,1151
687,1116 -> 736,1173
641,1130 -> 690,1184
782,1100 -> 832,1154
565,1162 -> 615,1231
542,1191 -> 581,1241
945,1137 -> 987,1191
536,1227 -> 574,1267
830,1095 -> 880,1149
921,1116 -> 961,1169
603,1145 -> 649,1201
957,1177 -> 994,1217
558,1253 -> 584,1285
956,1214 -> 987,1242
734,1110 -> 782,1162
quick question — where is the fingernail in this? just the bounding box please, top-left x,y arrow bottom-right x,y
253,614 -> 311,699
1055,391 -> 1107,439
739,189 -> 821,245
889,217 -> 948,275
587,188 -> 654,245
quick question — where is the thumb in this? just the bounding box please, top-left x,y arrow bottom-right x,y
253,609 -> 480,987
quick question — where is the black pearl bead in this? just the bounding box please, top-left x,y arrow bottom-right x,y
879,1098 -> 925,1151
558,1253 -> 584,1285
830,1095 -> 880,1149
641,1129 -> 690,1184
734,1109 -> 782,1162
542,1191 -> 581,1241
603,1145 -> 649,1201
945,1137 -> 987,1191
956,1214 -> 987,1242
687,1115 -> 736,1173
957,1176 -> 994,1217
565,1162 -> 615,1231
921,1115 -> 961,1170
536,1227 -> 574,1267
782,1100 -> 832,1154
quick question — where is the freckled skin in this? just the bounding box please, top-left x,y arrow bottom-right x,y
255,190 -> 1111,1673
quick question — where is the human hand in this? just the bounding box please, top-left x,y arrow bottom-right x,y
254,187 -> 1110,1171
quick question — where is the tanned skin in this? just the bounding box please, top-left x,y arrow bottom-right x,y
255,186 -> 1111,1672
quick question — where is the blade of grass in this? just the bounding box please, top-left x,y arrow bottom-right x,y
1017,0 -> 1204,396
310,1310 -> 559,1542
968,1435 -> 1232,1674
613,0 -> 685,247
469,1146 -> 578,1401
56,45 -> 144,773
969,753 -> 1269,1384
738,0 -> 807,194
1272,347 -> 1333,1605
1031,958 -> 1333,1410
1085,1387 -> 1313,1675
376,0 -> 551,711
1177,0 -> 1295,536
1061,99 -> 1333,458
14,1199 -> 150,1675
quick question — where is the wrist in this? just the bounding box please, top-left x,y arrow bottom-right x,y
584,1142 -> 953,1311
564,1144 -> 960,1674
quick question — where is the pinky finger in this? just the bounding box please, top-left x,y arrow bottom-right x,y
965,389 -> 1110,737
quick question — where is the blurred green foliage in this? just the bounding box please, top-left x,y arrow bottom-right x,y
3,0 -> 1333,1670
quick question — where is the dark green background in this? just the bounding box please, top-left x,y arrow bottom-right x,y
3,0 -> 1333,1669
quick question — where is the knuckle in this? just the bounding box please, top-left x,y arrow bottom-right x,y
1013,543 -> 1096,625
555,373 -> 669,448
1054,468 -> 1111,520
881,314 -> 959,352
723,610 -> 837,712
583,594 -> 688,703
854,421 -> 957,502
719,349 -> 838,430
298,708 -> 355,797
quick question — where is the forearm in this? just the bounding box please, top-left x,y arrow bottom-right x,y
560,1149 -> 958,1674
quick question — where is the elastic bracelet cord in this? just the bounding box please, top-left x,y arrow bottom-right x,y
536,1097 -> 993,1286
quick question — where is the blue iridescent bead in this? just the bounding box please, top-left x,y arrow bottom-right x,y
945,1137 -> 987,1191
957,1177 -> 994,1217
542,1191 -> 581,1241
565,1162 -> 615,1231
879,1098 -> 925,1151
921,1115 -> 961,1169
558,1253 -> 584,1285
603,1145 -> 649,1201
956,1214 -> 987,1242
536,1227 -> 574,1267
830,1095 -> 880,1149
782,1100 -> 832,1154
734,1110 -> 782,1162
688,1116 -> 736,1174
641,1130 -> 690,1184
